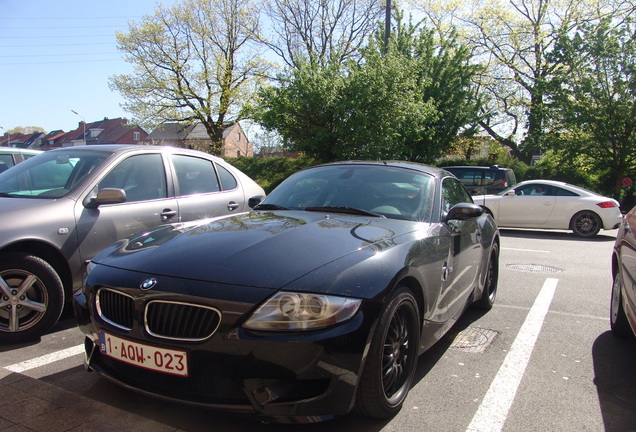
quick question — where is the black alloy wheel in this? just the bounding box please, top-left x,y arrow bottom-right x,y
0,253 -> 64,344
355,286 -> 420,418
571,211 -> 601,237
610,269 -> 634,338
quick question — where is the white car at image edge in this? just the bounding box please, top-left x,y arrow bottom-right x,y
473,179 -> 622,237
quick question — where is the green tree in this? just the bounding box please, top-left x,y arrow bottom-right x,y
412,0 -> 632,162
110,0 -> 269,154
547,17 -> 636,197
3,126 -> 46,134
256,17 -> 482,163
385,19 -> 483,161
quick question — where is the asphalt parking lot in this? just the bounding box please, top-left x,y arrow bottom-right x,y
1,228 -> 636,432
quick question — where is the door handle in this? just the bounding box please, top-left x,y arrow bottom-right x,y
161,209 -> 178,220
227,201 -> 240,211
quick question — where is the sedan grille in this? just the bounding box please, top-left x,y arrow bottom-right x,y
145,300 -> 221,341
97,289 -> 135,331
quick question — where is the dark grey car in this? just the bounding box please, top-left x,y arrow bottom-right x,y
444,165 -> 517,195
0,145 -> 265,343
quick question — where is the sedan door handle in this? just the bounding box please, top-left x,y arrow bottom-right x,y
227,201 -> 240,211
161,209 -> 178,220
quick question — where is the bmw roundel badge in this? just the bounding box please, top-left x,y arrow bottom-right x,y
140,278 -> 157,290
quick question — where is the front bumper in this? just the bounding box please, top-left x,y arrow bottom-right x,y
73,281 -> 377,423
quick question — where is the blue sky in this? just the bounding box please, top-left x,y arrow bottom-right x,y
0,0 -> 174,134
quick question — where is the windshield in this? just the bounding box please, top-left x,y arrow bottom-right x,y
0,149 -> 110,198
261,164 -> 435,222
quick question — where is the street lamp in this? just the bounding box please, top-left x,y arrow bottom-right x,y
0,126 -> 11,147
71,109 -> 86,145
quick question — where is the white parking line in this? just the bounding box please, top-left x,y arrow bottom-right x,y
4,344 -> 84,373
466,277 -> 558,432
502,247 -> 550,253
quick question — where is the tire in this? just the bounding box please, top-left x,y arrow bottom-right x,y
570,211 -> 601,238
475,242 -> 499,310
610,269 -> 634,339
0,253 -> 65,344
355,286 -> 420,418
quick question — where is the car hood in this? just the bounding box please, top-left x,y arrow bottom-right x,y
94,210 -> 423,289
0,196 -> 66,213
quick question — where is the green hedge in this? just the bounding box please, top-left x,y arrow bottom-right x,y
225,156 -> 316,193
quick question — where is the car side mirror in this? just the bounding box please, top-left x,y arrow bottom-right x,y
248,195 -> 265,209
443,203 -> 484,223
506,190 -> 516,197
84,188 -> 127,208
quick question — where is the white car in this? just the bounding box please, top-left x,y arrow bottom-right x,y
0,147 -> 42,172
473,179 -> 622,237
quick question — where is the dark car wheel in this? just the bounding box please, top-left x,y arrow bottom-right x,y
570,211 -> 601,237
610,269 -> 634,339
0,253 -> 64,344
475,242 -> 499,310
355,286 -> 420,418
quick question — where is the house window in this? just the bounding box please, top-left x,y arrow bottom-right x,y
134,132 -> 140,141
237,150 -> 241,157
237,132 -> 241,141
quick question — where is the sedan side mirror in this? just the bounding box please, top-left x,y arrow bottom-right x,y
443,203 -> 484,223
84,188 -> 127,208
248,195 -> 265,209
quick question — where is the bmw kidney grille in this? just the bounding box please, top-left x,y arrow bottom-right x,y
96,289 -> 221,341
145,300 -> 221,341
96,288 -> 135,331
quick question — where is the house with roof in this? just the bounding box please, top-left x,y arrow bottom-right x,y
55,117 -> 147,147
144,122 -> 253,157
0,132 -> 45,149
38,130 -> 69,150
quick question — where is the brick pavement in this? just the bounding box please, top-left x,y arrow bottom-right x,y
0,372 -> 178,432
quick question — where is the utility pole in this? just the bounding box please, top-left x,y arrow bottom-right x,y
71,110 -> 87,145
384,0 -> 391,52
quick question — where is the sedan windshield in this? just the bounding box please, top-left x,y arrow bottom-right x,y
260,164 -> 435,222
0,149 -> 110,198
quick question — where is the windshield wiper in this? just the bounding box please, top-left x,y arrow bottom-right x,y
304,206 -> 385,218
253,203 -> 289,211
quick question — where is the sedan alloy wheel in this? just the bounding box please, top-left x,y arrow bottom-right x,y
571,211 -> 601,237
0,253 -> 64,343
610,270 -> 634,338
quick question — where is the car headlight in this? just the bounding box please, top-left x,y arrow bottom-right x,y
243,291 -> 362,331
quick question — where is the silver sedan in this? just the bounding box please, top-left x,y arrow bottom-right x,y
0,145 -> 265,343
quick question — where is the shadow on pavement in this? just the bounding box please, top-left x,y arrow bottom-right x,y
499,228 -> 617,243
592,331 -> 636,432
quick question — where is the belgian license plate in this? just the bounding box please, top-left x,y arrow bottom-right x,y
99,331 -> 188,377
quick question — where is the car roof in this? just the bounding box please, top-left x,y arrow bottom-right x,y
0,147 -> 42,155
515,179 -> 605,196
316,160 -> 450,179
517,179 -> 571,187
444,165 -> 512,170
45,144 -> 225,161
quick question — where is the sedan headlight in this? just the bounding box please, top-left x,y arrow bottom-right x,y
243,291 -> 362,331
